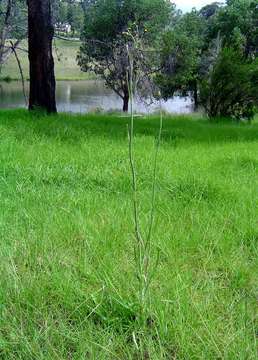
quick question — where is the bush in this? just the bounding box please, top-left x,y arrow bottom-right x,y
200,48 -> 258,120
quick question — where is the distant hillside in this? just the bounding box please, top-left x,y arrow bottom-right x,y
1,39 -> 95,81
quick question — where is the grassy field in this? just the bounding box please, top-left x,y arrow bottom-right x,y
0,39 -> 94,81
0,110 -> 257,359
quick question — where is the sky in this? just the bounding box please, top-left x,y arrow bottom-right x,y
173,1 -> 223,12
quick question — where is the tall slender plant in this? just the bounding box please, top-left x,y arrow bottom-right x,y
125,29 -> 163,327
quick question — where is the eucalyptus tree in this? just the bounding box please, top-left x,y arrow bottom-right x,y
27,0 -> 56,112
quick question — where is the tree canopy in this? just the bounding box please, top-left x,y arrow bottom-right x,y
78,0 -> 173,111
156,0 -> 258,119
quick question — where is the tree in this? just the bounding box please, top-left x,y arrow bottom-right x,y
156,30 -> 199,107
196,0 -> 258,119
53,0 -> 84,36
199,2 -> 221,19
156,0 -> 258,114
209,0 -> 258,58
156,9 -> 207,109
67,0 -> 83,35
0,0 -> 27,71
52,0 -> 68,25
0,0 -> 14,70
27,0 -> 57,113
199,48 -> 258,119
78,0 -> 172,112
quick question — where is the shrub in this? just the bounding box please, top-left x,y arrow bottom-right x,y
199,48 -> 258,120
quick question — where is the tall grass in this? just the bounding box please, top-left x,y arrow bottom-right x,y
126,35 -> 164,340
0,109 -> 257,359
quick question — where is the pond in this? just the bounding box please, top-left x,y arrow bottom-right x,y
0,80 -> 194,114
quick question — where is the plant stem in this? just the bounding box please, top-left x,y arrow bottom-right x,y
126,37 -> 163,328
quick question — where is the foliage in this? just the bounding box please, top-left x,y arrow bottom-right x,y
156,26 -> 200,101
200,48 -> 258,119
156,0 -> 258,117
0,0 -> 27,39
156,9 -> 207,107
199,2 -> 221,18
0,0 -> 27,71
208,0 -> 258,57
53,0 -> 84,35
78,0 -> 172,111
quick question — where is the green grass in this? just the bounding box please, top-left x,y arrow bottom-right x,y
0,39 -> 95,81
0,110 -> 257,359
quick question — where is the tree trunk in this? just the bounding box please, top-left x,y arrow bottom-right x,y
27,0 -> 57,113
123,88 -> 129,112
193,80 -> 198,111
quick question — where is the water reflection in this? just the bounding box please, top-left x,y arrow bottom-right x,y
0,80 -> 194,114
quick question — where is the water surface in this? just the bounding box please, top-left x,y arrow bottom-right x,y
0,80 -> 193,114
